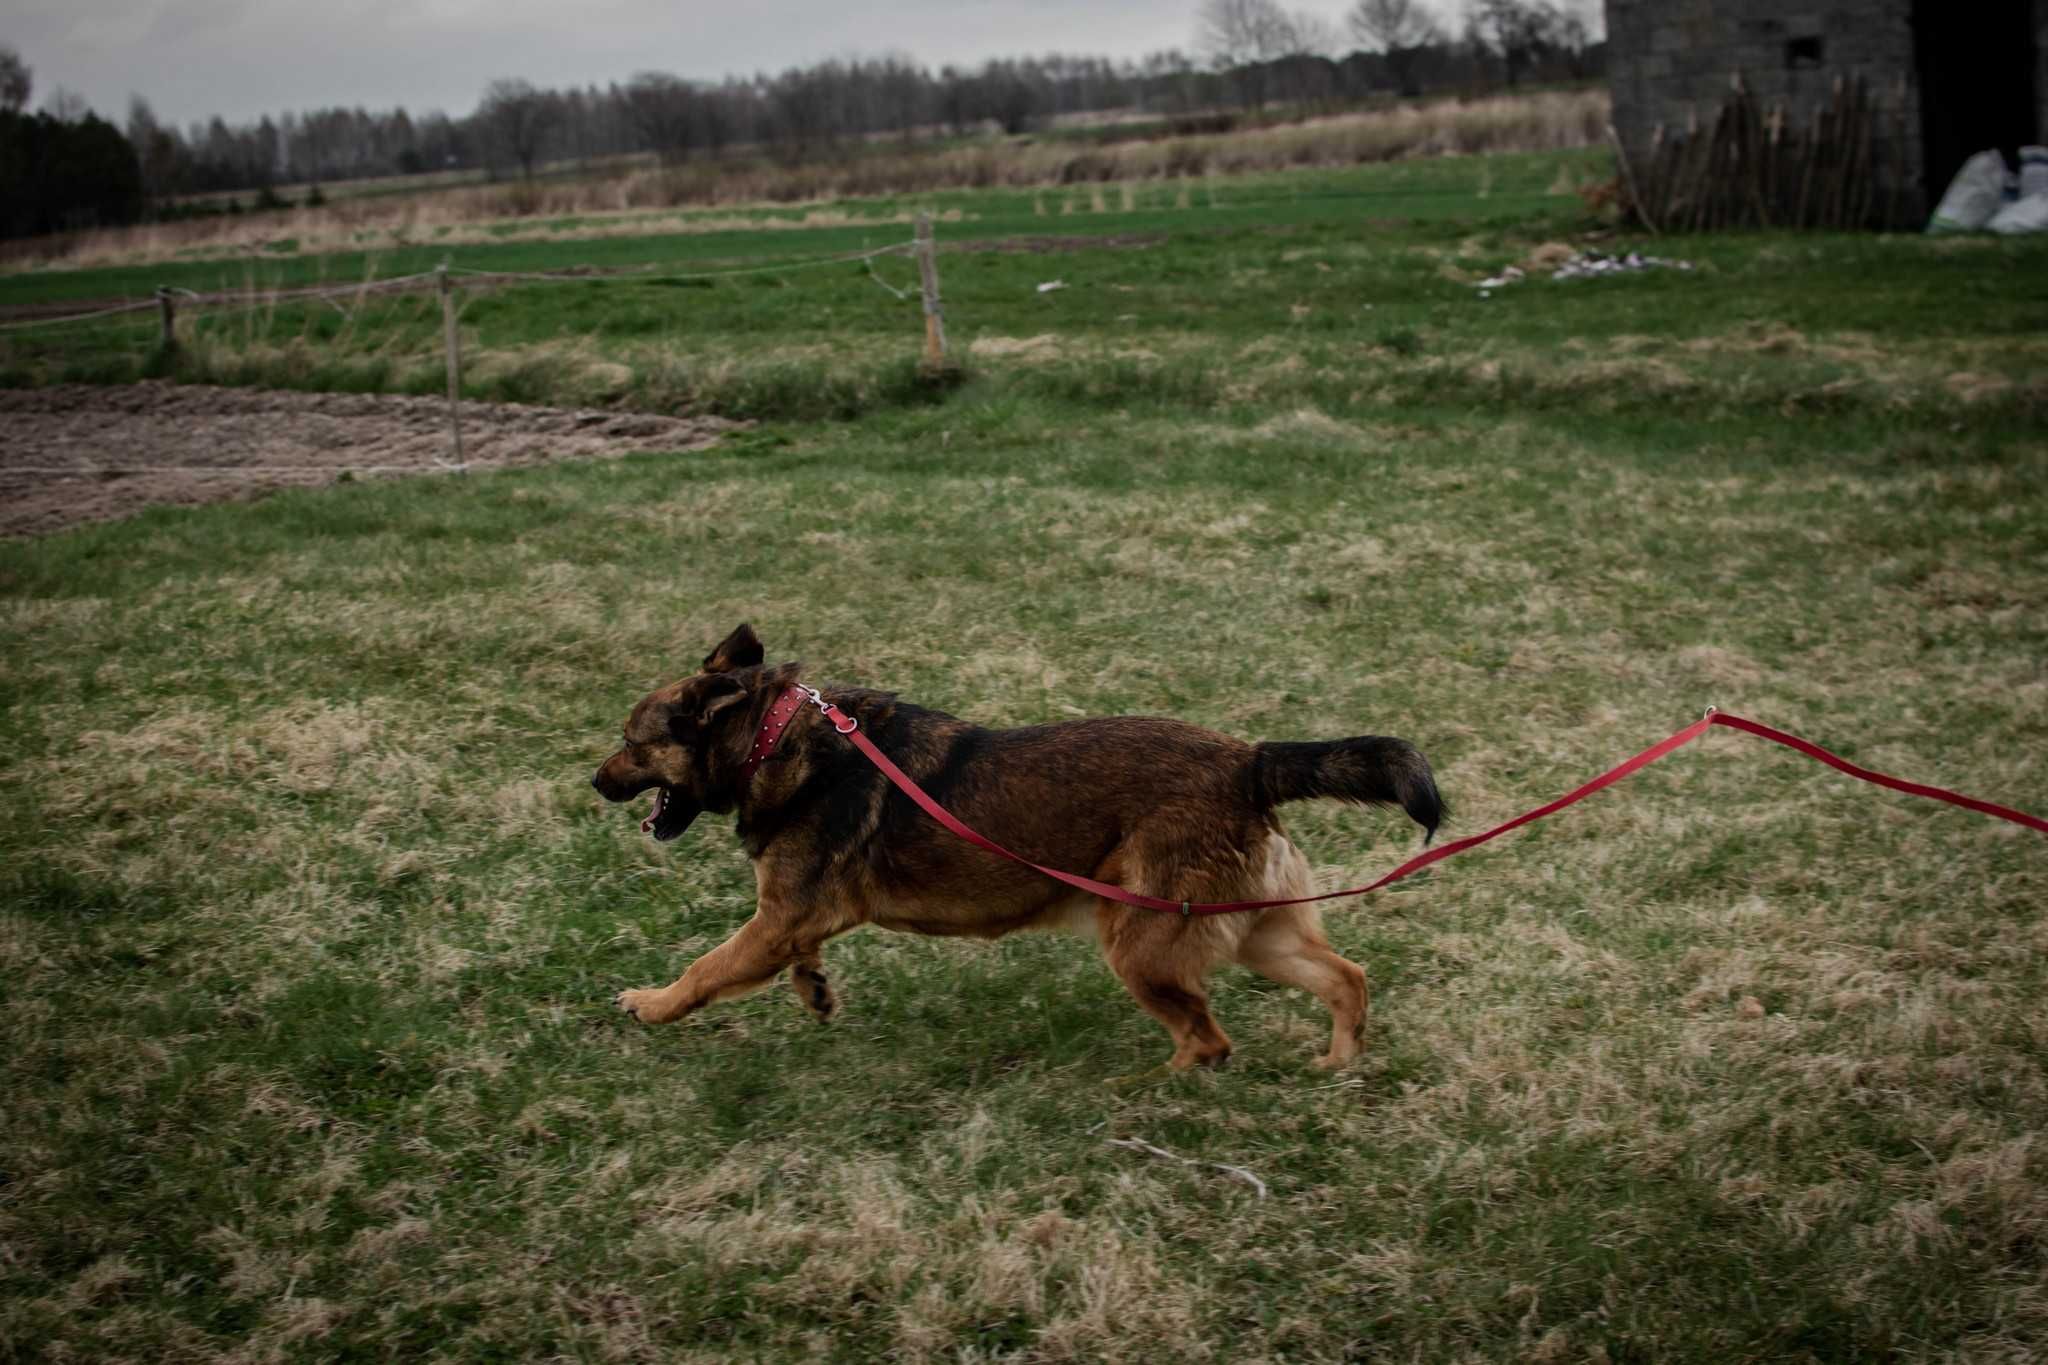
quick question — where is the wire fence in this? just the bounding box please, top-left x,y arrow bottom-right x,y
0,240 -> 918,336
0,297 -> 162,333
446,239 -> 913,286
0,219 -> 947,487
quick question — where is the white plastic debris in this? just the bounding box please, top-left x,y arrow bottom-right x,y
1989,196 -> 2048,234
1474,252 -> 1692,292
1987,146 -> 2048,235
1035,279 -> 1067,293
1928,150 -> 2012,233
1549,251 -> 1693,281
2021,145 -> 2048,198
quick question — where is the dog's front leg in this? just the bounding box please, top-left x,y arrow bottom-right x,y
616,914 -> 796,1025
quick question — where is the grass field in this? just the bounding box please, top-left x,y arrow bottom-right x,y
8,89 -> 1608,275
4,149 -> 2048,1361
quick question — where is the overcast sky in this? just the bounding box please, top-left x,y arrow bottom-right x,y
6,0 -> 1308,129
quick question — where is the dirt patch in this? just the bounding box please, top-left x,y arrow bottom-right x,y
968,334 -> 1064,362
0,383 -> 734,538
1944,371 -> 2015,404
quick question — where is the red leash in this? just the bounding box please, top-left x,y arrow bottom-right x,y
787,689 -> 2046,917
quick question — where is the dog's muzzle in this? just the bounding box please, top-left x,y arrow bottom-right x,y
592,763 -> 700,843
638,786 -> 699,842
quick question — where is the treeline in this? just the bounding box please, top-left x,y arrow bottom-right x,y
124,102 -> 472,199
0,0 -> 1601,235
0,108 -> 145,238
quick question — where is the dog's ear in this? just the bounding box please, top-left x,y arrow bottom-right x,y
667,673 -> 749,740
701,623 -> 765,674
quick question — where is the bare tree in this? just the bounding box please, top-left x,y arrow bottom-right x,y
1140,49 -> 1204,114
0,46 -> 29,114
1274,10 -> 1338,56
1261,11 -> 1337,107
1553,2 -> 1595,79
1470,0 -> 1558,89
1348,0 -> 1444,96
764,63 -> 846,161
479,78 -> 559,181
127,97 -> 175,200
977,59 -> 1045,135
622,72 -> 697,165
1197,0 -> 1293,107
297,108 -> 354,185
43,87 -> 88,122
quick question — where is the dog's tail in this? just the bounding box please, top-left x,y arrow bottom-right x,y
1245,736 -> 1444,843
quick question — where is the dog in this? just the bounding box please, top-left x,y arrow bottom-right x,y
591,624 -> 1442,1071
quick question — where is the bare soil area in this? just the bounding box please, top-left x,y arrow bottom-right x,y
0,383 -> 734,537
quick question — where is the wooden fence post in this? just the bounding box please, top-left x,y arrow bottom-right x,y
1606,124 -> 1660,236
914,212 -> 947,369
437,265 -> 466,472
156,286 -> 176,352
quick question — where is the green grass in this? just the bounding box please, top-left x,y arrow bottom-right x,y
5,152 -> 2043,431
3,151 -> 2048,1361
0,151 -> 1595,307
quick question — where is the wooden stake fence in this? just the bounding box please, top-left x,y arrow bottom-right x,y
914,212 -> 947,370
436,264 -> 466,472
1622,72 -> 1906,232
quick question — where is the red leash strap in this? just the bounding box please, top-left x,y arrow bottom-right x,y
793,688 -> 2045,916
1704,711 -> 2048,835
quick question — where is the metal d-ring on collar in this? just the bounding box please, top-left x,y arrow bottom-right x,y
796,684 -> 859,734
738,684 -> 859,787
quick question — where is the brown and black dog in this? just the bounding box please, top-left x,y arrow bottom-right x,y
591,624 -> 1442,1071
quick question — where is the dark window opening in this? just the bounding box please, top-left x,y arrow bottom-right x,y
1785,36 -> 1825,69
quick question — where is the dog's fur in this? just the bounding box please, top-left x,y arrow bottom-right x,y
591,624 -> 1442,1071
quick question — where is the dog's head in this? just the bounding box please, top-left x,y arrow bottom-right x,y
590,623 -> 778,841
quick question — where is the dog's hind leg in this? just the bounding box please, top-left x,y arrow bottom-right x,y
1235,906 -> 1369,1070
1099,909 -> 1234,1071
1229,836 -> 1368,1069
1115,969 -> 1233,1070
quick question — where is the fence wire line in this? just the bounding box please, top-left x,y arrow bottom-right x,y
2,241 -> 916,336
864,253 -> 913,301
0,298 -> 163,333
446,239 -> 915,286
0,269 -> 447,335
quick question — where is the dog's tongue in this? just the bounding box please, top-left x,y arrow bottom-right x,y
640,788 -> 665,835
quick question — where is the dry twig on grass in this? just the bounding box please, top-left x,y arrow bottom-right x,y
1105,1138 -> 1269,1198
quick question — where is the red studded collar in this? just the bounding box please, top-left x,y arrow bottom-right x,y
737,684 -> 808,785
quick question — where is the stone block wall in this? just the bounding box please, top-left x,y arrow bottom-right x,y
1605,0 -> 1923,221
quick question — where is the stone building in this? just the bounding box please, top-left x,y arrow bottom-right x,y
1605,1 -> 2047,223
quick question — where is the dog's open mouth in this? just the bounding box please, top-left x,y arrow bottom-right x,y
639,786 -> 697,842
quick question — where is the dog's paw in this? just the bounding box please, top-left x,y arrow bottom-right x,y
615,988 -> 679,1024
792,966 -> 837,1022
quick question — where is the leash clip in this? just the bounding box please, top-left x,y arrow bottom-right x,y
798,684 -> 859,735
